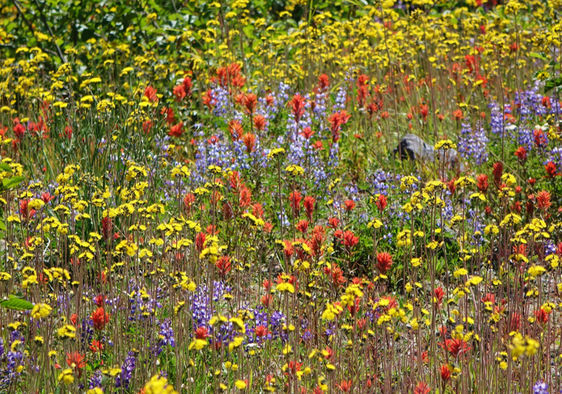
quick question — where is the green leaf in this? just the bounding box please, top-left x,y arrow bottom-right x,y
544,77 -> 562,93
529,52 -> 548,61
2,176 -> 24,190
0,297 -> 33,311
0,163 -> 11,171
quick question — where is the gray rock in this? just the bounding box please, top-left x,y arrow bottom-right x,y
394,134 -> 465,172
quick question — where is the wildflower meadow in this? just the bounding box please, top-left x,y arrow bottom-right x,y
0,0 -> 561,392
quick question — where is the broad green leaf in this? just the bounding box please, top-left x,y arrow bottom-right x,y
2,176 -> 24,190
0,297 -> 33,311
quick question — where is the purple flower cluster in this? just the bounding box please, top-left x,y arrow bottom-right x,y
458,122 -> 489,165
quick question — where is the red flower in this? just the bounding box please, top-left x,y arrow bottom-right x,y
252,202 -> 264,218
101,216 -> 112,240
70,313 -> 78,326
376,252 -> 392,274
328,110 -> 351,141
202,89 -> 216,109
242,132 -> 256,153
280,240 -> 293,260
296,219 -> 309,234
243,93 -> 258,114
289,94 -> 306,123
534,308 -> 550,324
318,74 -> 329,90
414,381 -> 431,394
195,232 -> 206,252
66,352 -> 86,374
533,129 -> 547,148
229,119 -> 243,140
94,295 -> 105,306
300,127 -> 314,139
344,199 -> 356,212
289,190 -> 302,218
452,109 -> 463,120
419,103 -> 429,121
19,200 -> 36,220
261,294 -> 272,307
89,339 -> 104,353
440,364 -> 452,381
41,192 -> 54,203
328,217 -> 340,229
481,293 -> 495,304
441,338 -> 470,357
239,185 -> 252,207
13,122 -> 26,139
253,114 -> 267,131
91,307 -> 109,331
342,230 -> 359,250
303,196 -> 316,220
536,191 -> 551,210
476,174 -> 488,192
324,264 -> 346,287
183,76 -> 193,96
144,86 -> 158,102
434,286 -> 445,306
254,325 -> 269,338
215,256 -> 232,277
64,125 -> 72,139
336,380 -> 352,392
142,120 -> 153,134
169,122 -> 184,137
492,161 -> 503,187
162,107 -> 175,124
514,146 -> 527,161
173,84 -> 186,101
195,326 -> 209,339
183,193 -> 196,215
375,194 -> 387,212
545,161 -> 557,178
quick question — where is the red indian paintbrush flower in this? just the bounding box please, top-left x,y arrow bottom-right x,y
375,194 -> 387,212
289,94 -> 306,123
303,196 -> 315,220
476,174 -> 488,192
66,352 -> 85,376
91,307 -> 109,331
515,146 -> 527,161
376,252 -> 392,274
536,191 -> 551,210
289,190 -> 302,217
440,364 -> 451,381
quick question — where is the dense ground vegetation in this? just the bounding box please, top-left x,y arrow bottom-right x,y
0,0 -> 561,392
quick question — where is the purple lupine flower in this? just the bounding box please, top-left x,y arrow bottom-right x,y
458,122 -> 488,165
154,319 -> 176,356
89,370 -> 102,389
533,380 -> 548,394
115,351 -> 136,389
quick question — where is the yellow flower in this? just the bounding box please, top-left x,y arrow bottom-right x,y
58,368 -> 74,385
527,265 -> 546,279
188,339 -> 207,350
235,380 -> 247,390
31,303 -> 52,319
454,268 -> 468,278
276,282 -> 295,293
285,164 -> 305,176
434,139 -> 456,150
143,375 -> 178,394
268,148 -> 285,159
57,325 -> 76,339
